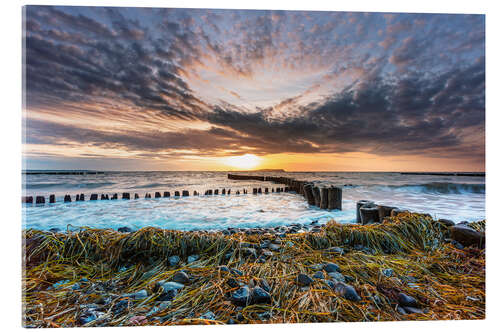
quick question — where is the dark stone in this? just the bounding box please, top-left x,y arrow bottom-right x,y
230,286 -> 251,306
327,272 -> 345,282
227,277 -> 240,288
296,273 -> 314,286
167,255 -> 180,266
398,293 -> 418,307
49,194 -> 56,203
324,263 -> 340,273
403,306 -> 424,314
172,271 -> 191,284
313,271 -> 325,279
219,265 -> 230,273
334,282 -> 361,302
49,227 -> 60,233
259,279 -> 270,292
450,224 -> 485,248
437,218 -> 455,227
230,268 -> 243,276
251,286 -> 271,304
118,227 -> 132,233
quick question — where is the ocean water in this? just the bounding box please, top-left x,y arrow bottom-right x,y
22,171 -> 485,231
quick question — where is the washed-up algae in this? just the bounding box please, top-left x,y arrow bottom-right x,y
22,212 -> 485,327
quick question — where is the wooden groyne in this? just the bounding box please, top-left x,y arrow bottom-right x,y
400,172 -> 484,177
227,174 -> 342,211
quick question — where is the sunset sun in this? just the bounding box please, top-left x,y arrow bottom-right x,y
223,154 -> 261,170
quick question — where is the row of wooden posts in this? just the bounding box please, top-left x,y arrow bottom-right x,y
21,186 -> 292,205
356,200 -> 403,225
227,174 -> 342,210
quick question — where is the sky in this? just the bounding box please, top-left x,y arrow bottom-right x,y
23,6 -> 485,171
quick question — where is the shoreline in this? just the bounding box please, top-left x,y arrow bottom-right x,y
23,212 -> 485,327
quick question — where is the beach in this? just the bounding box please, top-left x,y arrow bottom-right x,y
22,172 -> 486,327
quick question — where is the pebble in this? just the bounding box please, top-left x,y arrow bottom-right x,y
230,268 -> 243,276
241,247 -> 257,258
324,263 -> 340,273
172,271 -> 191,284
200,311 -> 216,320
325,247 -> 344,255
158,281 -> 184,293
398,293 -> 418,307
269,243 -> 281,251
187,254 -> 200,263
112,299 -> 130,314
333,282 -> 362,302
71,283 -> 81,290
123,289 -> 148,300
168,255 -> 180,267
251,286 -> 271,304
327,271 -> 346,282
146,301 -> 171,317
312,271 -> 325,279
403,306 -> 424,314
231,286 -> 251,306
261,250 -> 273,258
296,273 -> 314,286
226,277 -> 240,288
382,268 -> 394,277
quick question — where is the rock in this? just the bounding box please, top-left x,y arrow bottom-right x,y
231,286 -> 251,306
251,286 -> 271,304
437,218 -> 455,227
79,311 -> 100,325
71,283 -> 81,290
158,281 -> 184,293
313,271 -> 325,279
403,306 -> 424,314
200,311 -> 216,320
241,247 -> 257,258
450,224 -> 485,248
112,299 -> 130,314
187,254 -> 200,263
269,243 -> 281,251
227,277 -> 240,288
129,315 -> 147,325
344,275 -> 355,283
123,289 -> 148,300
172,271 -> 191,284
219,265 -> 230,273
118,226 -> 132,233
327,271 -> 345,282
333,282 -> 361,302
296,273 -> 314,286
168,255 -> 180,266
398,293 -> 418,307
382,268 -> 394,277
146,301 -> 171,317
324,263 -> 340,273
325,247 -> 344,255
452,240 -> 465,249
261,250 -> 273,258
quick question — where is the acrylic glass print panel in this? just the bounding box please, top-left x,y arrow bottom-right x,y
22,5 -> 485,327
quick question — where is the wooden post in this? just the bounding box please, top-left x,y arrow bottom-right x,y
356,200 -> 374,223
155,192 -> 161,198
64,195 -> 72,202
49,194 -> 56,203
145,193 -> 151,198
227,189 -> 230,195
272,188 -> 274,193
264,188 -> 269,194
182,190 -> 189,196
35,196 -> 45,205
236,190 -> 240,195
222,188 -> 226,195
320,187 -> 328,209
312,186 -> 321,206
134,193 -> 139,199
360,203 -> 379,224
378,205 -> 396,220
214,189 -> 219,195
122,193 -> 130,200
111,193 -> 117,200
90,194 -> 98,201
22,196 -> 33,204
193,191 -> 198,196
163,191 -> 170,197
174,191 -> 180,196
331,186 -> 342,210
76,194 -> 80,201
304,184 -> 315,205
253,188 -> 258,194
258,188 -> 262,194
80,193 -> 85,201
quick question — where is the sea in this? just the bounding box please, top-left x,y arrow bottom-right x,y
22,171 -> 485,231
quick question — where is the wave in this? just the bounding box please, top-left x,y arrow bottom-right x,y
25,182 -> 116,190
352,182 -> 485,194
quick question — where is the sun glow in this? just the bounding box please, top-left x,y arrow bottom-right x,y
223,154 -> 261,170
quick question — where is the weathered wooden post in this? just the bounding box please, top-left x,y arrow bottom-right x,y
122,193 -> 130,200
155,192 -> 161,198
174,191 -> 180,196
258,188 -> 262,194
76,194 -> 80,201
236,190 -> 240,195
312,186 -> 321,206
208,189 -> 213,195
80,193 -> 85,201
145,193 -> 151,198
359,203 -> 379,224
111,193 -> 117,200
35,196 -> 45,205
356,200 -> 374,223
214,189 -> 219,195
227,189 -> 231,195
222,188 -> 226,195
304,184 -> 315,205
22,196 -> 33,204
64,195 -> 72,202
253,188 -> 258,194
243,189 -> 247,194
134,193 -> 139,199
164,191 -> 170,197
331,186 -> 342,210
193,191 -> 198,196
264,187 -> 269,194
49,194 -> 56,203
90,194 -> 98,201
272,188 -> 275,193
320,187 -> 328,209
378,205 -> 396,220
182,190 -> 189,196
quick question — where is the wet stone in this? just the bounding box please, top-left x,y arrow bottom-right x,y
324,263 -> 340,273
313,271 -> 325,279
226,277 -> 240,288
172,271 -> 191,284
403,306 -> 424,314
230,268 -> 243,276
382,268 -> 394,277
269,243 -> 281,251
334,282 -> 361,302
187,254 -> 200,264
200,311 -> 216,320
251,286 -> 271,304
218,265 -> 230,273
117,227 -> 132,233
398,293 -> 418,307
296,273 -> 314,286
168,255 -> 180,267
327,271 -> 346,283
259,278 -> 271,292
231,286 -> 251,306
